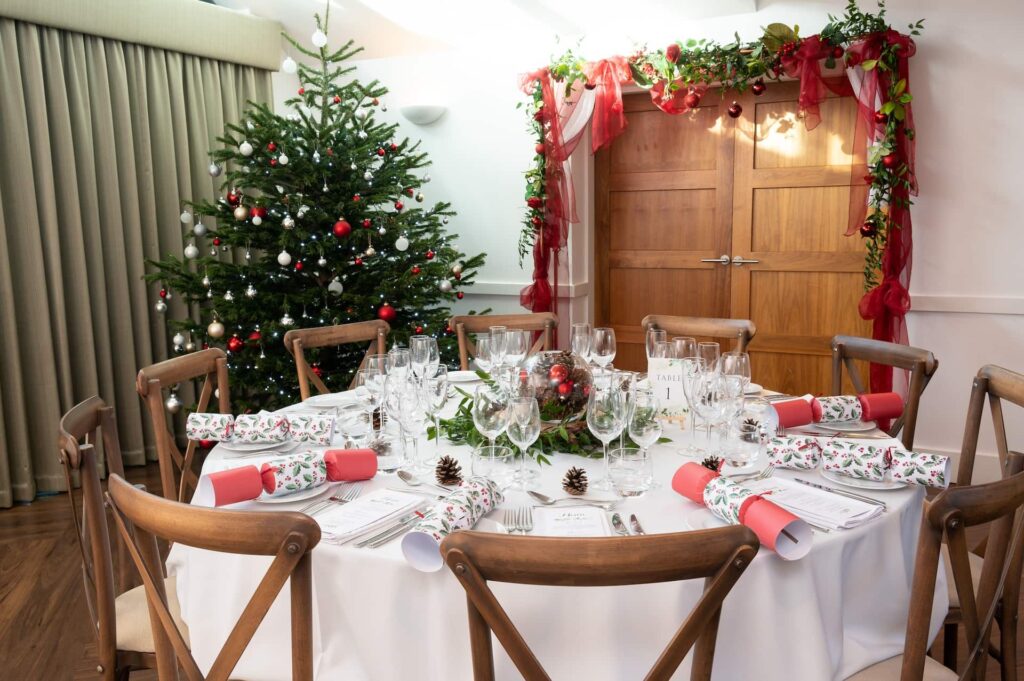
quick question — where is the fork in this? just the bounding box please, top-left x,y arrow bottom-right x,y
730,464 -> 775,483
303,485 -> 362,516
520,506 -> 533,535
503,507 -> 521,534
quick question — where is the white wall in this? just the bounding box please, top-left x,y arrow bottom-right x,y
272,0 -> 1024,478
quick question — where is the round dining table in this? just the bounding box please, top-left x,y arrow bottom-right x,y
167,383 -> 948,681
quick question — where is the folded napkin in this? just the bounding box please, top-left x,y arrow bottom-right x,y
402,477 -> 504,572
772,392 -> 904,428
672,463 -> 811,560
287,414 -> 336,445
185,413 -> 235,441
766,436 -> 822,469
233,413 -> 290,443
198,449 -> 378,506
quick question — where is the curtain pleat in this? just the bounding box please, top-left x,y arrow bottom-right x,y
0,18 -> 272,506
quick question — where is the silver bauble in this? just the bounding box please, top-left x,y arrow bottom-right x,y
245,284 -> 256,298
317,256 -> 328,267
154,300 -> 167,313
201,275 -> 211,287
439,279 -> 453,293
224,291 -> 234,302
209,163 -> 223,177
180,210 -> 192,224
442,216 -> 449,224
312,151 -> 321,163
282,216 -> 295,229
423,174 -> 431,183
172,332 -> 186,346
239,140 -> 254,156
364,170 -> 373,181
251,215 -> 262,226
185,341 -> 196,352
193,223 -> 207,237
395,236 -> 410,252
244,250 -> 252,261
415,192 -> 424,202
365,246 -> 376,257
358,130 -> 368,140
184,243 -> 200,259
278,153 -> 289,165
328,278 -> 344,295
165,393 -> 182,414
207,320 -> 225,338
280,312 -> 295,326
378,227 -> 387,236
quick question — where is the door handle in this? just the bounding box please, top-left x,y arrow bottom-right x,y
731,255 -> 760,266
700,255 -> 730,265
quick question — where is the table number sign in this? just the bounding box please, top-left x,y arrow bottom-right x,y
647,358 -> 688,420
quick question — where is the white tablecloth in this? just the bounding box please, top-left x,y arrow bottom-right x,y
167,392 -> 948,681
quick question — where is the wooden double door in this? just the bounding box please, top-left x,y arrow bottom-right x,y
594,81 -> 870,396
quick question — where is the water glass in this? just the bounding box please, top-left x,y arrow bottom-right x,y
698,342 -> 720,374
504,329 -> 530,367
571,322 -> 592,361
355,367 -> 385,435
645,328 -> 668,360
506,396 -> 541,489
471,445 -> 515,490
374,418 -> 405,473
398,386 -> 430,473
728,421 -> 763,468
336,403 -> 372,445
472,384 -> 509,449
586,381 -> 626,490
609,447 -> 652,498
591,327 -> 617,374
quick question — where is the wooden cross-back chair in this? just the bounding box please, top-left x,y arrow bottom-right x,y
283,319 -> 389,401
448,313 -> 558,371
105,474 -> 321,681
59,396 -> 172,680
441,527 -> 758,681
138,348 -> 230,503
845,452 -> 1024,681
641,315 -> 756,353
941,364 -> 1024,678
830,335 -> 939,449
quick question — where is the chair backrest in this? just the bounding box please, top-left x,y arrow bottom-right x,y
58,396 -> 131,680
641,315 -> 756,354
830,335 -> 939,449
283,320 -> 389,400
105,475 -> 321,681
441,527 -> 758,681
958,364 -> 1024,486
137,348 -> 230,502
448,313 -> 557,371
897,451 -> 1024,681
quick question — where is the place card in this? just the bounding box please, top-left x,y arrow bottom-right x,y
531,506 -> 610,537
647,357 -> 688,419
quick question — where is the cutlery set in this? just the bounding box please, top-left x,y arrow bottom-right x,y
611,512 -> 647,536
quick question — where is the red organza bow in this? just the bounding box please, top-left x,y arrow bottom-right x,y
583,56 -> 631,152
781,35 -> 838,130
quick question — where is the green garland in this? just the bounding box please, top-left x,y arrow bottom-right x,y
520,0 -> 924,290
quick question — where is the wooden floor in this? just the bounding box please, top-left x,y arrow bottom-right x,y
0,462 -> 1020,680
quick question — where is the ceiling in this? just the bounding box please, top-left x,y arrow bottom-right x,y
212,0 -> 759,62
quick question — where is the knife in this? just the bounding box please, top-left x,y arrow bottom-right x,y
610,513 -> 630,536
629,513 -> 646,535
794,477 -> 888,510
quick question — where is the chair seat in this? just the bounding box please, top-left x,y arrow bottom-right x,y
941,544 -> 984,608
846,654 -> 957,680
115,576 -> 190,653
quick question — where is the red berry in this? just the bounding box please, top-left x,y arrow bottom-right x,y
527,197 -> 543,209
298,87 -> 305,95
864,174 -> 876,184
882,153 -> 899,169
362,218 -> 371,228
333,220 -> 351,238
535,143 -> 545,155
425,250 -> 435,260
267,142 -> 276,152
295,262 -> 303,271
377,148 -> 386,157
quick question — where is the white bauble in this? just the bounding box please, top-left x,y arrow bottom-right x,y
277,250 -> 292,266
328,278 -> 344,295
251,215 -> 262,226
357,130 -> 368,140
365,246 -> 376,257
452,262 -> 464,275
364,170 -> 373,181
245,284 -> 256,298
207,320 -> 225,338
278,153 -> 289,165
439,279 -> 453,293
233,205 -> 248,221
184,341 -> 196,352
317,256 -> 328,267
282,215 -> 295,229
193,223 -> 207,237
154,300 -> 167,313
280,312 -> 295,326
165,394 -> 182,414
201,275 -> 211,287
281,56 -> 297,74
423,174 -> 431,183
238,140 -> 254,156
179,210 -> 192,224
184,243 -> 200,259
378,227 -> 387,236
172,332 -> 186,346
223,290 -> 234,302
395,236 -> 409,252
311,29 -> 327,47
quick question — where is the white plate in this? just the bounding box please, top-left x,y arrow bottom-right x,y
815,419 -> 879,433
256,483 -> 335,504
217,440 -> 300,454
475,517 -> 509,534
304,392 -> 360,408
821,468 -> 906,491
744,382 -> 763,395
449,370 -> 482,383
683,508 -> 728,531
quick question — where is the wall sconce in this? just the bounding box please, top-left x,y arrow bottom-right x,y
399,105 -> 447,126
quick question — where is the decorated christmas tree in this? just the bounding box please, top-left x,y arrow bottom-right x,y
146,12 -> 483,411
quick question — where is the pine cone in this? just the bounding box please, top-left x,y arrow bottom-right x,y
368,437 -> 391,457
701,455 -> 723,472
435,455 -> 463,486
562,466 -> 588,496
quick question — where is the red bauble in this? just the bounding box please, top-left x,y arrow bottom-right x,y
248,331 -> 261,341
882,153 -> 899,169
415,326 -> 423,334
727,102 -> 743,118
535,143 -> 545,155
267,142 -> 276,152
394,201 -> 404,211
333,95 -> 341,104
526,197 -> 542,209
376,148 -> 386,157
683,91 -> 702,109
377,303 -> 397,322
874,111 -> 888,125
227,190 -> 241,206
864,174 -> 876,184
454,272 -> 461,281
557,380 -> 574,396
251,206 -> 267,219
295,262 -> 303,271
859,222 -> 878,238
311,365 -> 323,377
445,325 -> 452,333
212,237 -> 222,246
832,45 -> 845,59
298,87 -> 305,95
751,79 -> 767,96
269,158 -> 278,166
390,143 -> 398,151
159,288 -> 168,298
425,250 -> 435,260
227,336 -> 244,353
199,439 -> 214,449
362,219 -> 372,228
456,292 -> 464,299
531,216 -> 542,226
411,265 -> 421,274
406,187 -> 415,196
352,194 -> 361,202
333,220 -> 352,237
354,257 -> 363,266
549,364 -> 569,383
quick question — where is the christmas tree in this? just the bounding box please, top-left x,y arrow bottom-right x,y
146,12 -> 484,411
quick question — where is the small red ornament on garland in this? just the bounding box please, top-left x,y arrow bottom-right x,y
535,143 -> 545,155
727,102 -> 743,118
527,197 -> 542,209
859,222 -> 878,238
751,78 -> 767,96
227,336 -> 244,353
683,90 -> 702,109
874,111 -> 888,125
377,303 -> 397,323
333,220 -> 352,238
425,250 -> 435,260
882,153 -> 899,169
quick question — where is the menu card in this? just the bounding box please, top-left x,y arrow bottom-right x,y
316,489 -> 424,543
745,478 -> 883,530
531,506 -> 610,537
647,358 -> 688,419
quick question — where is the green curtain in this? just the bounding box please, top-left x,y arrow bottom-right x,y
0,17 -> 272,507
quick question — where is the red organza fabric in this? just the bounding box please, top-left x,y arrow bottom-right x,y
780,36 -> 853,129
584,57 -> 631,152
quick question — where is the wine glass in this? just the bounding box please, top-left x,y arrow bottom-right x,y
383,375 -> 409,464
410,335 -> 439,382
474,335 -> 493,373
504,329 -> 530,367
387,346 -> 410,379
364,353 -> 390,374
645,328 -> 667,360
421,366 -> 449,465
472,384 -> 509,450
398,387 -> 430,473
720,351 -> 751,391
488,325 -> 507,369
506,396 -> 541,489
571,322 -> 592,361
698,342 -> 720,373
628,388 -> 663,459
679,357 -> 706,457
591,327 -> 617,375
691,371 -> 726,448
587,380 -> 626,490
650,340 -> 672,359
355,366 -> 386,437
671,336 -> 697,360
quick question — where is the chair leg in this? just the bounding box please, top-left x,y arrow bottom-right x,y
115,666 -> 131,681
1000,609 -> 1017,681
943,622 -> 958,671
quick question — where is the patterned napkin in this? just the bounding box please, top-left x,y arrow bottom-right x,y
402,477 -> 504,572
287,414 -> 335,445
766,436 -> 822,469
815,395 -> 863,422
233,413 -> 290,443
185,413 -> 234,441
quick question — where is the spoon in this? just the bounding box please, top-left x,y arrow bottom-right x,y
527,490 -> 619,510
397,470 -> 453,495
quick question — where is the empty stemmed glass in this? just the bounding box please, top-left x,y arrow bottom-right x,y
397,386 -> 430,473
474,335 -> 493,373
410,335 -> 439,383
698,342 -> 721,374
504,329 -> 530,367
506,396 -> 541,489
387,346 -> 410,380
587,379 -> 626,490
355,366 -> 386,437
571,322 -> 592,362
472,384 -> 509,451
691,370 -> 727,449
628,388 -> 663,460
678,357 -> 707,457
421,366 -> 449,465
488,326 -> 507,369
671,336 -> 697,360
645,328 -> 667,361
591,327 -> 617,375
650,340 -> 672,359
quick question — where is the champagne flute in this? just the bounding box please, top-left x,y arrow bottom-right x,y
387,346 -> 410,380
698,342 -> 721,374
720,351 -> 751,391
488,326 -> 507,369
571,322 -> 592,362
383,375 -> 409,464
679,357 -> 707,457
587,380 -> 626,490
507,396 -> 541,489
671,336 -> 697,360
410,335 -> 438,382
650,340 -> 672,359
474,335 -> 493,373
645,328 -> 668,360
504,329 -> 530,367
398,386 -> 430,473
472,384 -> 509,450
591,327 -> 617,375
422,366 -> 449,464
